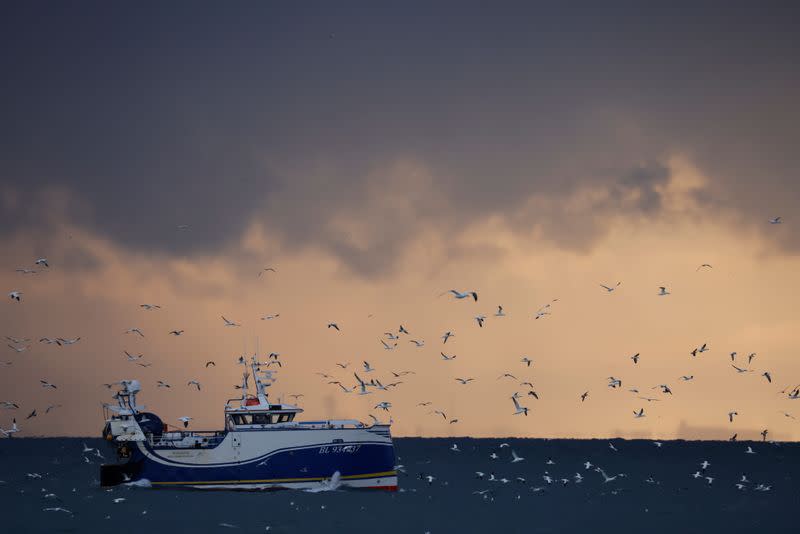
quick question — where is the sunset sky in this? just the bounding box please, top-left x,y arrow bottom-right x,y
2,3 -> 799,440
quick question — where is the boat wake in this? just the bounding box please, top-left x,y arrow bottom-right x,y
304,471 -> 342,493
123,478 -> 152,488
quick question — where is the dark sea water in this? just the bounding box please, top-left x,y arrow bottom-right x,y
1,437 -> 798,533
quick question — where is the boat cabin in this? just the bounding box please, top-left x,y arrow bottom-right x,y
224,395 -> 303,430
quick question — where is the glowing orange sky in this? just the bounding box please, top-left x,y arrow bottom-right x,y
2,156 -> 799,439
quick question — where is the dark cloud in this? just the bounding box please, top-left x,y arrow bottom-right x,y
1,3 -> 799,275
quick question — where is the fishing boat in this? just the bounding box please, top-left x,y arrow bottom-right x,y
100,355 -> 397,490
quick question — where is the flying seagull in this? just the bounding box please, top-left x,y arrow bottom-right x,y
769,216 -> 782,224
125,328 -> 145,338
511,396 -> 528,416
657,286 -> 670,296
140,304 -> 161,310
222,316 -> 241,327
8,291 -> 22,302
442,289 -> 478,301
494,305 -> 506,317
600,282 -> 621,293
327,323 -> 340,331
442,331 -> 454,343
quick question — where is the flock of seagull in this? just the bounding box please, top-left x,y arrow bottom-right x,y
3,216 -> 798,439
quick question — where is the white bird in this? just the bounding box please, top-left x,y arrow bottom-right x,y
769,216 -> 782,224
7,344 -> 29,353
113,498 -> 126,503
450,443 -> 460,452
375,402 -> 391,411
222,316 -> 241,327
8,291 -> 22,302
327,323 -> 340,331
257,267 -> 277,276
409,339 -> 425,347
442,289 -> 478,301
40,380 -> 57,389
700,460 -> 710,470
596,468 -> 617,483
124,351 -> 143,362
35,258 -> 49,268
157,380 -> 171,388
494,305 -> 505,317
362,361 -> 374,372
455,378 -> 474,384
380,340 -> 397,350
187,380 -> 201,391
745,446 -> 756,454
679,375 -> 694,381
0,418 -> 19,437
728,411 -> 738,422
354,374 -> 371,395
441,331 -> 454,343
511,396 -> 528,416
521,357 -> 532,367
178,416 -> 192,428
169,330 -> 184,336
56,337 -> 80,345
125,328 -> 145,337
140,304 -> 161,310
633,408 -> 645,418
474,315 -> 486,328
731,364 -> 752,374
600,282 -> 621,293
440,352 -> 457,361
657,286 -> 670,296
510,450 -> 524,463
261,314 -> 280,320
15,268 -> 37,274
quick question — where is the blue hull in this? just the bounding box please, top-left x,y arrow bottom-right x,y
108,439 -> 397,490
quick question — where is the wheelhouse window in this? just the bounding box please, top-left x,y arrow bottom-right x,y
252,413 -> 273,425
277,413 -> 295,423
